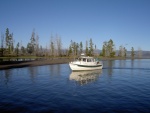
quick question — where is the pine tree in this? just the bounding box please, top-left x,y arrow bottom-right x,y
108,39 -> 115,57
101,39 -> 115,57
89,38 -> 94,56
79,42 -> 83,54
27,42 -> 33,55
85,40 -> 89,56
16,42 -> 19,56
131,47 -> 135,58
5,28 -> 14,55
0,33 -> 5,56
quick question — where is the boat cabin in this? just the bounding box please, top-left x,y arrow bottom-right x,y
78,57 -> 96,62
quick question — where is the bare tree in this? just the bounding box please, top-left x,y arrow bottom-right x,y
50,34 -> 55,57
118,45 -> 127,57
68,41 -> 73,57
56,34 -> 62,57
103,41 -> 108,56
35,34 -> 39,56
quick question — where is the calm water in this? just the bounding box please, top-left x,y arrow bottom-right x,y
0,59 -> 150,113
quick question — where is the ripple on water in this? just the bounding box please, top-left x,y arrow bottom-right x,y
0,61 -> 150,112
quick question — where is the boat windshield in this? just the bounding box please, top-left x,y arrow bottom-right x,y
87,58 -> 94,62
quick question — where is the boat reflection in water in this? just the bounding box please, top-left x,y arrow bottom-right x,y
69,70 -> 102,85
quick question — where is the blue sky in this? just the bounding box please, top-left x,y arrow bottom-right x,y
0,0 -> 150,51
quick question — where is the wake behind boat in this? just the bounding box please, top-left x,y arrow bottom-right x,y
69,54 -> 103,71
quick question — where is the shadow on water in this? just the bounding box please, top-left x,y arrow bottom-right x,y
69,70 -> 102,85
1,69 -> 11,86
0,66 -> 36,86
0,64 -> 63,86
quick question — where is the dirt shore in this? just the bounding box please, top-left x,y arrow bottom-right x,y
0,58 -> 72,70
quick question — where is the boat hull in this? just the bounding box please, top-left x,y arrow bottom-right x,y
69,63 -> 103,71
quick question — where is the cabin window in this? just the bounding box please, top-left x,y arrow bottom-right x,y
83,58 -> 86,62
87,59 -> 91,62
87,58 -> 94,62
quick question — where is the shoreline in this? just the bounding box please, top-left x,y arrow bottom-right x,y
0,57 -> 149,70
0,58 -> 72,70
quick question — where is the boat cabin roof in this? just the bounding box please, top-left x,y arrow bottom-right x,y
79,56 -> 93,59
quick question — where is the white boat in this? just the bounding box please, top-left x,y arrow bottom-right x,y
69,54 -> 103,71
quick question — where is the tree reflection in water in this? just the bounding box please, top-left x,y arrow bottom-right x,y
69,70 -> 102,85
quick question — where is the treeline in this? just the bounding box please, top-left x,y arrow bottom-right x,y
0,28 -> 142,58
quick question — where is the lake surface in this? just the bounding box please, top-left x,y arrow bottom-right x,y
0,59 -> 150,113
